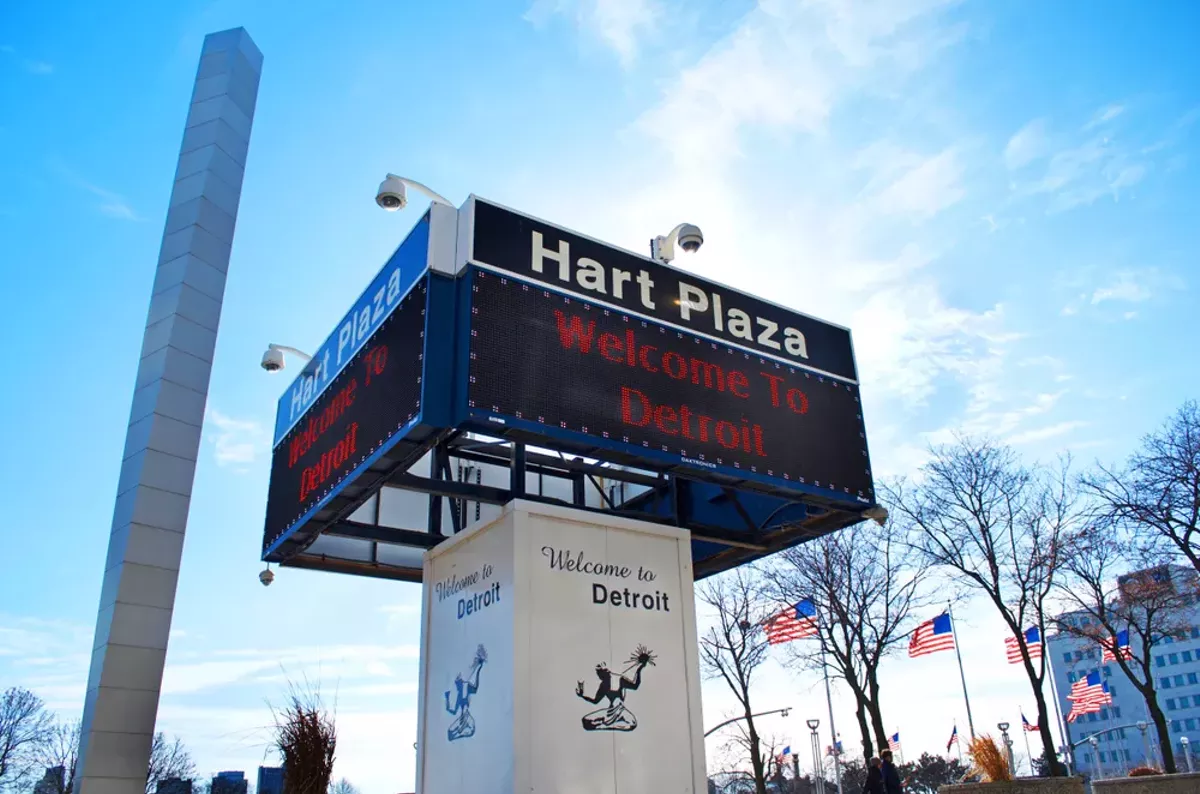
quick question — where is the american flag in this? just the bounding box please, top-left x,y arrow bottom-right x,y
1065,672 -> 1112,722
1101,629 -> 1133,662
889,733 -> 902,753
1022,712 -> 1039,733
1005,627 -> 1043,663
909,613 -> 956,657
765,599 -> 819,644
946,724 -> 959,752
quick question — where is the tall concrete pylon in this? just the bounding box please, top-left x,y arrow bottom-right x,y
76,28 -> 262,794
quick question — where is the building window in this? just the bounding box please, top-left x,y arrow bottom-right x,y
1099,708 -> 1109,720
1083,752 -> 1092,763
1189,672 -> 1198,685
1099,750 -> 1107,762
1088,712 -> 1098,722
1113,706 -> 1122,719
1184,650 -> 1195,663
1124,749 -> 1131,760
1158,655 -> 1167,667
1170,652 -> 1180,664
1086,648 -> 1097,659
1162,677 -> 1172,689
1191,626 -> 1199,639
1187,719 -> 1197,731
1168,698 -> 1177,710
1176,675 -> 1186,686
1063,652 -> 1073,664
1069,672 -> 1078,683
1103,665 -> 1112,677
1075,650 -> 1084,662
1109,684 -> 1117,697
1192,695 -> 1200,707
1172,720 -> 1182,732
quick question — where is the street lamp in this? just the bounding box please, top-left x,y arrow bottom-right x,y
807,719 -> 825,794
1137,720 -> 1153,768
1182,736 -> 1194,773
1088,736 -> 1103,780
260,343 -> 312,372
375,173 -> 454,211
998,723 -> 1014,777
650,222 -> 704,263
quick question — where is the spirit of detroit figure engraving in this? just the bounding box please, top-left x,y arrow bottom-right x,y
445,644 -> 487,741
575,645 -> 656,731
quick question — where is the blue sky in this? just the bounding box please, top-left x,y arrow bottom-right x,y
1,0 -> 1197,790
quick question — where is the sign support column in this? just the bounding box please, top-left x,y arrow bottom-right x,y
76,28 -> 261,794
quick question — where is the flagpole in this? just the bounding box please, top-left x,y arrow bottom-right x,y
1022,717 -> 1033,775
947,602 -> 977,740
1046,664 -> 1071,772
820,644 -> 844,794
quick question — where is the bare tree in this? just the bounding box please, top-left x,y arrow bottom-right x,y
0,687 -> 53,793
764,519 -> 935,759
1053,524 -> 1196,773
697,567 -> 774,794
1083,401 -> 1200,574
34,719 -> 80,794
146,733 -> 196,794
882,438 -> 1077,776
328,779 -> 358,794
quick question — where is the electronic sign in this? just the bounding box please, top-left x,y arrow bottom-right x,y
466,269 -> 873,501
263,279 -> 428,554
469,199 -> 858,383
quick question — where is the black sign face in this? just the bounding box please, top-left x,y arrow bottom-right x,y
470,199 -> 858,383
467,270 -> 873,500
263,280 -> 427,551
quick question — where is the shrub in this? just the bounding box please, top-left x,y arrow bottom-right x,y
1127,766 -> 1163,777
967,735 -> 1012,783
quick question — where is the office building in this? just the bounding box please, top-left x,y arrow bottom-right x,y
1047,564 -> 1200,776
211,771 -> 248,794
33,766 -> 65,794
257,765 -> 284,794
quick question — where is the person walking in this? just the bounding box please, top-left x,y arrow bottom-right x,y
880,750 -> 903,794
863,757 -> 885,794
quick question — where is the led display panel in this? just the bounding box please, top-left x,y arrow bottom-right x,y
263,279 -> 427,553
467,270 -> 873,501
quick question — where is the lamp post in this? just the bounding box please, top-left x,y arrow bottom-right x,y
808,719 -> 825,794
998,723 -> 1015,777
1137,720 -> 1153,768
1089,736 -> 1103,780
1182,736 -> 1194,773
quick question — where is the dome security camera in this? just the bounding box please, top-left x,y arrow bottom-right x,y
375,175 -> 408,212
261,347 -> 285,372
259,568 -> 275,586
676,223 -> 704,253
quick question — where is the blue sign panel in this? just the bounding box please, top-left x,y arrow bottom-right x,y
272,213 -> 431,446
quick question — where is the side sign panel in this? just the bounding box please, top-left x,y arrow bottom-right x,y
274,213 -> 431,445
263,280 -> 427,554
420,521 -> 516,794
467,270 -> 873,500
470,199 -> 858,383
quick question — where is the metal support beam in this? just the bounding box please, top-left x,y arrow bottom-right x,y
325,520 -> 445,548
511,442 -> 526,498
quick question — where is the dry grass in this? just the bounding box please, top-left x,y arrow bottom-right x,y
272,683 -> 337,794
968,735 -> 1012,783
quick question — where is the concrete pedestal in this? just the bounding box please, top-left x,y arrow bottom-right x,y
414,500 -> 707,793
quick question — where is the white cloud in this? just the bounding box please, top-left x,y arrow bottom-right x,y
1083,103 -> 1125,130
873,148 -> 965,221
1004,118 -> 1049,170
206,409 -> 269,469
1090,270 -> 1155,305
1006,420 -> 1088,446
525,0 -> 661,67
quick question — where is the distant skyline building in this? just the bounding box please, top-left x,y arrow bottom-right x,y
1047,564 -> 1200,776
156,777 -> 194,794
32,766 -> 65,794
257,765 -> 284,794
211,771 -> 249,794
